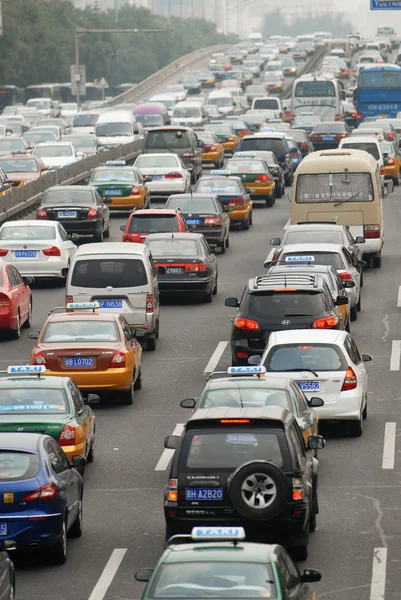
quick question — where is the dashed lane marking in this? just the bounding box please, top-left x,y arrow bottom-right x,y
389,340 -> 401,370
369,547 -> 387,600
154,423 -> 184,471
88,548 -> 127,600
382,422 -> 396,469
204,341 -> 229,375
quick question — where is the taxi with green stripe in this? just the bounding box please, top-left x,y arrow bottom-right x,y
226,152 -> 276,207
88,160 -> 150,210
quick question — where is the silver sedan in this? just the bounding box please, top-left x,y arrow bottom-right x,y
134,153 -> 191,196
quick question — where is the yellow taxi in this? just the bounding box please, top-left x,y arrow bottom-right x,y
197,171 -> 253,229
203,121 -> 240,154
195,130 -> 225,168
88,161 -> 150,210
381,141 -> 401,185
225,116 -> 250,139
28,302 -> 143,405
225,152 -> 276,207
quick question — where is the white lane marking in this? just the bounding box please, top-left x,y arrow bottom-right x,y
204,341 -> 228,375
370,547 -> 387,600
390,340 -> 401,370
398,286 -> 401,307
382,422 -> 396,469
154,423 -> 184,471
88,548 -> 127,600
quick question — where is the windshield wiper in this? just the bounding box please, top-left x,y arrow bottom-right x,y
333,191 -> 362,206
282,367 -> 319,377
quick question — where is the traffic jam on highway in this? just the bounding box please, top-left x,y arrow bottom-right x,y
0,24 -> 400,600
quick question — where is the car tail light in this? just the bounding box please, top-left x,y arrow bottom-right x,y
387,157 -> 395,166
110,350 -> 126,368
166,478 -> 178,502
87,207 -> 98,219
165,172 -> 183,179
0,249 -> 9,257
380,165 -> 385,176
351,112 -> 357,118
241,129 -> 248,135
228,197 -> 244,206
204,216 -> 222,225
22,483 -> 57,501
255,174 -> 269,182
58,424 -> 76,446
236,351 -> 249,358
37,207 -> 48,219
387,133 -> 394,140
183,153 -> 194,159
227,136 -> 235,142
209,144 -> 217,151
131,185 -> 141,194
234,317 -> 260,331
272,249 -> 281,261
339,271 -> 353,281
292,477 -> 304,501
0,293 -> 11,306
185,262 -> 207,273
341,366 -> 357,391
300,142 -> 308,149
33,352 -> 46,366
334,113 -> 340,121
146,294 -> 154,312
364,225 -> 380,239
357,113 -> 362,120
42,246 -> 61,257
312,316 -> 339,329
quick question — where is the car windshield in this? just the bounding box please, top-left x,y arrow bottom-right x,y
0,388 -> 68,414
0,452 -> 39,481
146,238 -> 198,257
265,343 -> 347,372
282,252 -> 345,269
135,155 -> 179,169
341,142 -> 380,160
381,142 -> 395,156
91,168 -> 138,183
129,214 -> 179,234
206,97 -> 232,107
24,132 -> 56,144
285,231 -> 343,245
149,562 -> 277,599
27,99 -> 51,109
183,429 -> 285,469
198,382 -> 290,410
71,258 -> 148,288
96,123 -> 132,137
73,114 -> 99,127
173,107 -> 201,118
196,179 -> 242,194
42,189 -> 93,204
145,130 -> 191,149
226,159 -> 266,173
296,173 -> 374,202
241,138 -> 285,154
35,145 -> 72,157
246,291 -> 325,318
0,226 -> 56,240
68,137 -> 96,149
166,197 -> 216,212
42,320 -> 119,343
0,158 -> 39,173
135,113 -> 164,126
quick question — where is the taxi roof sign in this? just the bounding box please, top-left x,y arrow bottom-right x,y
210,170 -> 231,175
226,115 -> 239,119
285,256 -> 315,262
210,120 -> 224,123
66,302 -> 100,310
7,365 -> 46,374
235,151 -> 256,157
191,527 -> 246,541
105,160 -> 126,165
227,366 -> 266,375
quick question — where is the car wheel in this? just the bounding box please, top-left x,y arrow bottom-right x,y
203,288 -> 213,303
11,312 -> 21,340
360,270 -> 364,287
94,226 -> 103,243
226,235 -> 230,248
87,430 -> 95,463
146,336 -> 156,351
372,253 -> 381,268
220,240 -> 226,254
121,380 -> 134,405
134,366 -> 142,390
249,211 -> 253,226
281,182 -> 285,196
349,412 -> 363,437
289,539 -> 309,561
22,300 -> 32,329
242,218 -> 250,230
350,304 -> 357,321
309,512 -> 317,532
69,497 -> 83,538
9,580 -> 15,600
155,319 -> 160,340
228,461 -> 288,520
357,293 -> 361,312
275,183 -> 282,199
265,195 -> 274,208
345,317 -> 351,333
52,518 -> 67,564
212,275 -> 218,295
104,221 -> 110,238
362,396 -> 368,420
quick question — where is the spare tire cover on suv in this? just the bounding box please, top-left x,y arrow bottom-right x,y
228,460 -> 289,520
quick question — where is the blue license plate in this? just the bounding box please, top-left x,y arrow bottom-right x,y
15,250 -> 36,258
186,219 -> 200,225
322,136 -> 334,141
185,487 -> 223,501
298,381 -> 321,392
98,300 -> 123,309
166,267 -> 184,274
64,357 -> 94,368
104,189 -> 121,195
58,211 -> 77,218
0,524 -> 6,536
150,175 -> 162,180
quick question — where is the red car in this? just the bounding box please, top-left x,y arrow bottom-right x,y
0,262 -> 32,338
120,209 -> 189,243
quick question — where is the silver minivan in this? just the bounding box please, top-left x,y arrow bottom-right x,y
66,242 -> 160,350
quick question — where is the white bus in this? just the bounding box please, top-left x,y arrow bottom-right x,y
290,73 -> 345,121
248,32 -> 263,47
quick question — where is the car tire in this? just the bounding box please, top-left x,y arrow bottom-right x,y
146,336 -> 156,351
242,218 -> 250,230
134,366 -> 142,390
350,304 -> 357,321
228,461 -> 289,520
212,275 -> 218,296
94,226 -> 103,243
249,212 -> 253,226
87,431 -> 95,463
11,312 -> 21,340
349,413 -> 363,437
220,240 -> 226,254
372,253 -> 381,268
226,235 -> 230,248
104,221 -> 110,238
357,294 -> 361,312
275,183 -> 282,199
289,531 -> 309,561
309,512 -> 317,532
121,380 -> 134,405
203,288 -> 213,303
345,317 -> 351,333
362,396 -> 368,420
69,497 -> 83,538
265,194 -> 274,208
52,518 -> 67,564
22,301 -> 32,329
393,171 -> 401,186
360,270 -> 364,287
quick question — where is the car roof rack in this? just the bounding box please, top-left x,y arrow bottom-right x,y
255,273 -> 319,289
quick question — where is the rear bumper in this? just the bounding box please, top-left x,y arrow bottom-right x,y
107,194 -> 146,209
60,220 -> 100,234
61,440 -> 87,461
315,390 -> 364,420
192,227 -> 224,245
0,512 -> 64,551
36,367 -> 133,390
201,151 -> 221,163
147,180 -> 187,194
158,277 -> 213,295
226,204 -> 252,221
245,183 -> 275,198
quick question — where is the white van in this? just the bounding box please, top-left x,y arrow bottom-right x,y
206,90 -> 235,116
94,110 -> 142,148
338,135 -> 385,188
172,101 -> 207,126
66,242 -> 160,350
251,96 -> 283,117
148,94 -> 177,116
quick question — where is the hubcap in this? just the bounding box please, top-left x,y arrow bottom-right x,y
241,473 -> 277,509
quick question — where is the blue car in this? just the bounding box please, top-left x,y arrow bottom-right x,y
0,433 -> 85,564
285,136 -> 303,171
0,541 -> 14,599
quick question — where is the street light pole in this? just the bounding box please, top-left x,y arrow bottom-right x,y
115,0 -> 118,23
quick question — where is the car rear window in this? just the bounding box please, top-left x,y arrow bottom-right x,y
146,238 -> 198,257
285,231 -> 343,245
265,343 -> 347,371
246,291 -> 324,318
0,388 -> 68,414
71,258 -> 148,288
183,429 -> 285,469
195,179 -> 242,194
42,189 -> 93,205
240,138 -> 286,154
42,320 -> 119,343
0,226 -> 56,240
145,130 -> 191,149
341,142 -> 380,160
128,214 -> 180,234
226,160 -> 267,173
282,252 -> 345,270
0,451 -> 39,481
198,383 -> 290,410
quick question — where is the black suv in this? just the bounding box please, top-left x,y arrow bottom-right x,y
164,407 -> 325,560
225,273 -> 347,365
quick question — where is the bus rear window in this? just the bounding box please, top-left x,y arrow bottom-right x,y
296,173 -> 374,203
359,71 -> 401,88
295,81 -> 335,97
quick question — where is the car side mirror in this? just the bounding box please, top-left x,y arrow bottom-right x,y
23,276 -> 34,285
180,398 -> 196,409
71,455 -> 87,470
355,236 -> 365,243
133,328 -> 147,339
358,260 -> 367,269
308,434 -> 325,451
301,569 -> 322,583
225,297 -> 240,308
68,233 -> 79,241
362,353 -> 373,362
335,295 -> 348,306
248,355 -> 261,365
86,393 -> 100,405
120,225 -> 126,231
343,280 -> 355,288
104,198 -> 112,204
135,568 -> 154,582
28,330 -> 40,339
164,435 -> 180,449
270,237 -> 281,245
308,396 -> 324,408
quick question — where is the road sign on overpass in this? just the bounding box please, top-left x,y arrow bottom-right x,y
370,0 -> 401,8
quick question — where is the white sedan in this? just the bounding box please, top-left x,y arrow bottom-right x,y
253,329 -> 372,436
33,141 -> 85,169
134,153 -> 191,196
0,220 -> 77,279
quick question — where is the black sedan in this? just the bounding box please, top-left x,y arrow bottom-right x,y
309,122 -> 351,150
144,232 -> 218,303
37,185 -> 111,241
165,193 -> 230,253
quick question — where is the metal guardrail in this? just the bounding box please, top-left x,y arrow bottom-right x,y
282,45 -> 327,99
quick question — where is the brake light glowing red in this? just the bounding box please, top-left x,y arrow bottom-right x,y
204,216 -> 222,226
312,316 -> 339,329
240,129 -> 248,135
255,174 -> 269,182
165,172 -> 183,179
110,350 -> 126,368
234,317 -> 260,331
220,419 -> 250,423
58,424 -> 76,446
87,207 -> 98,219
364,225 -> 380,239
37,207 -> 48,219
341,366 -> 357,391
131,185 -> 141,194
185,262 -> 207,273
42,246 -> 61,257
33,352 -> 46,366
22,483 -> 57,501
339,271 -> 352,281
229,196 -> 245,206
0,249 -> 9,257
146,294 -> 154,312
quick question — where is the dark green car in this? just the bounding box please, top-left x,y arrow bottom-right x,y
135,527 -> 321,599
88,161 -> 150,211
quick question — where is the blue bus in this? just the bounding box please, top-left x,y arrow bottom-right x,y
356,65 -> 401,120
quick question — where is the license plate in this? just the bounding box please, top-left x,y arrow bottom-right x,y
322,136 -> 334,141
298,381 -> 321,392
98,300 -> 123,309
378,113 -> 388,117
185,487 -> 223,501
104,189 -> 121,195
0,524 -> 6,536
15,250 -> 36,258
150,175 -> 162,180
58,211 -> 77,218
64,357 -> 94,368
166,267 -> 184,274
186,219 -> 200,225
